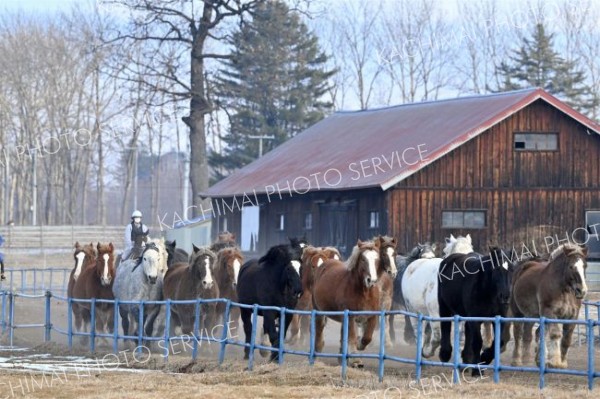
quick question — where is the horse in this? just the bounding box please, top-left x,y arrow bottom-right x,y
165,240 -> 189,268
210,231 -> 237,253
237,244 -> 302,362
438,247 -> 513,374
401,235 -> 474,358
163,245 -> 219,336
68,242 -> 97,297
116,231 -> 149,269
214,246 -> 244,337
510,244 -> 588,369
390,242 -> 436,344
113,239 -> 168,342
71,242 -> 116,346
312,240 -> 382,368
287,246 -> 341,345
374,236 -> 398,349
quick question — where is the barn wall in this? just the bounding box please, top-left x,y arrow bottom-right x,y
389,99 -> 600,253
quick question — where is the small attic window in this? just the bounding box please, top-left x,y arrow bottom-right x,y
514,133 -> 558,151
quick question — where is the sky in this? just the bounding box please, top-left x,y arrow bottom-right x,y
1,0 -> 85,13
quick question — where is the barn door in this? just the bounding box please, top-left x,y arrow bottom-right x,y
319,201 -> 358,258
585,210 -> 600,259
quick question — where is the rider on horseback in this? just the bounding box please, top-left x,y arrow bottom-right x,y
121,210 -> 149,261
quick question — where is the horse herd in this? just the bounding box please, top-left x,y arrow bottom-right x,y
66,232 -> 590,374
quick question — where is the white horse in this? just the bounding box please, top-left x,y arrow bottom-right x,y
402,234 -> 474,358
113,237 -> 168,342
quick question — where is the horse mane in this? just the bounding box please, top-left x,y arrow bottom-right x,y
346,240 -> 377,270
321,246 -> 341,260
259,244 -> 292,267
549,243 -> 586,261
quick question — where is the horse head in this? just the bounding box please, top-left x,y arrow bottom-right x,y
165,239 -> 177,262
349,239 -> 380,289
289,235 -> 308,260
443,234 -> 473,257
190,244 -> 217,290
488,247 -> 513,306
550,244 -> 588,299
96,242 -> 115,286
218,247 -> 244,289
416,242 -> 436,259
73,241 -> 96,281
376,235 -> 398,278
134,240 -> 166,285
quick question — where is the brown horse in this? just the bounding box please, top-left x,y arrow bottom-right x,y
163,245 -> 219,335
68,242 -> 96,297
510,244 -> 588,369
313,240 -> 381,368
215,246 -> 244,337
288,246 -> 341,345
210,231 -> 237,253
71,242 -> 116,345
374,235 -> 398,349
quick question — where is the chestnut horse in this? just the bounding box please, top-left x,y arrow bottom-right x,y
215,246 -> 244,336
313,239 -> 381,368
71,242 -> 116,345
163,245 -> 219,335
287,246 -> 341,345
510,244 -> 588,369
68,242 -> 96,298
374,235 -> 398,349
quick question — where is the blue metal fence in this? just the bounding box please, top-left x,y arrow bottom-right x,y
1,268 -> 599,390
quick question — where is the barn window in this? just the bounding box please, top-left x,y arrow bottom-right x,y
442,210 -> 486,229
369,211 -> 380,229
221,217 -> 228,232
304,213 -> 313,230
276,214 -> 285,231
514,133 -> 558,151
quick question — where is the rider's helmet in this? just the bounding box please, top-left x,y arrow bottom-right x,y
131,210 -> 142,219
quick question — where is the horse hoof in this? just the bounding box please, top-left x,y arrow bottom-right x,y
548,360 -> 567,369
511,359 -> 522,367
480,348 -> 494,364
439,347 -> 452,363
472,368 -> 484,377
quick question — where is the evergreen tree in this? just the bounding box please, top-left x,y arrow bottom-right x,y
495,23 -> 597,114
210,1 -> 335,182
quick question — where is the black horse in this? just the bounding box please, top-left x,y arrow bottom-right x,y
438,247 -> 512,375
165,240 -> 189,268
390,242 -> 436,343
237,243 -> 303,362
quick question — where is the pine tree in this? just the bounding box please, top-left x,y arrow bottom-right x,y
495,23 -> 597,114
210,1 -> 335,182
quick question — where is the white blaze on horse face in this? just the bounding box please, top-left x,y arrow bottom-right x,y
364,250 -> 378,284
291,260 -> 301,276
233,259 -> 241,284
574,258 -> 588,295
334,254 -> 340,260
74,252 -> 85,280
102,253 -> 110,285
203,258 -> 214,288
317,258 -> 324,267
502,261 -> 509,270
299,243 -> 306,249
386,247 -> 397,275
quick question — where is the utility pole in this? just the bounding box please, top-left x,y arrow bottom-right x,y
248,135 -> 275,158
133,145 -> 138,211
32,152 -> 37,225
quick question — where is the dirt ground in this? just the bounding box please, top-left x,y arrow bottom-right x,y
1,254 -> 600,398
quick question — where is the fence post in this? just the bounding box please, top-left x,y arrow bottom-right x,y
113,299 -> 119,353
587,319 -> 595,390
90,298 -> 96,353
493,316 -> 501,384
8,292 -> 14,346
415,313 -> 423,382
67,298 -> 73,349
1,291 -> 6,334
248,305 -> 259,371
378,310 -> 386,382
278,307 -> 286,365
137,300 -> 145,354
44,290 -> 52,342
218,300 -> 231,364
452,315 -> 461,384
163,300 -> 171,362
309,309 -> 316,366
341,309 -> 349,381
538,317 -> 546,389
192,299 -> 201,360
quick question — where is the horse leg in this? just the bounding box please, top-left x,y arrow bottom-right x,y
315,315 -> 326,353
80,307 -> 91,347
389,313 -> 396,343
119,306 -> 130,340
511,321 -> 524,366
403,314 -> 416,344
482,322 -> 493,349
263,312 -> 279,362
461,322 -> 474,365
144,306 -> 160,342
559,323 -> 575,368
545,322 -> 564,369
343,317 -> 363,368
358,315 -> 377,351
240,308 -> 252,360
287,314 -> 300,345
470,321 -> 486,377
259,318 -> 272,358
300,314 -> 311,346
229,306 -> 240,340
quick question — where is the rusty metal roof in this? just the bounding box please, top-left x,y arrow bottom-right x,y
204,88 -> 600,198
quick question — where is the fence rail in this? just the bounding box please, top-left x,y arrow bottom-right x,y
0,225 -> 123,249
0,268 -> 599,390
